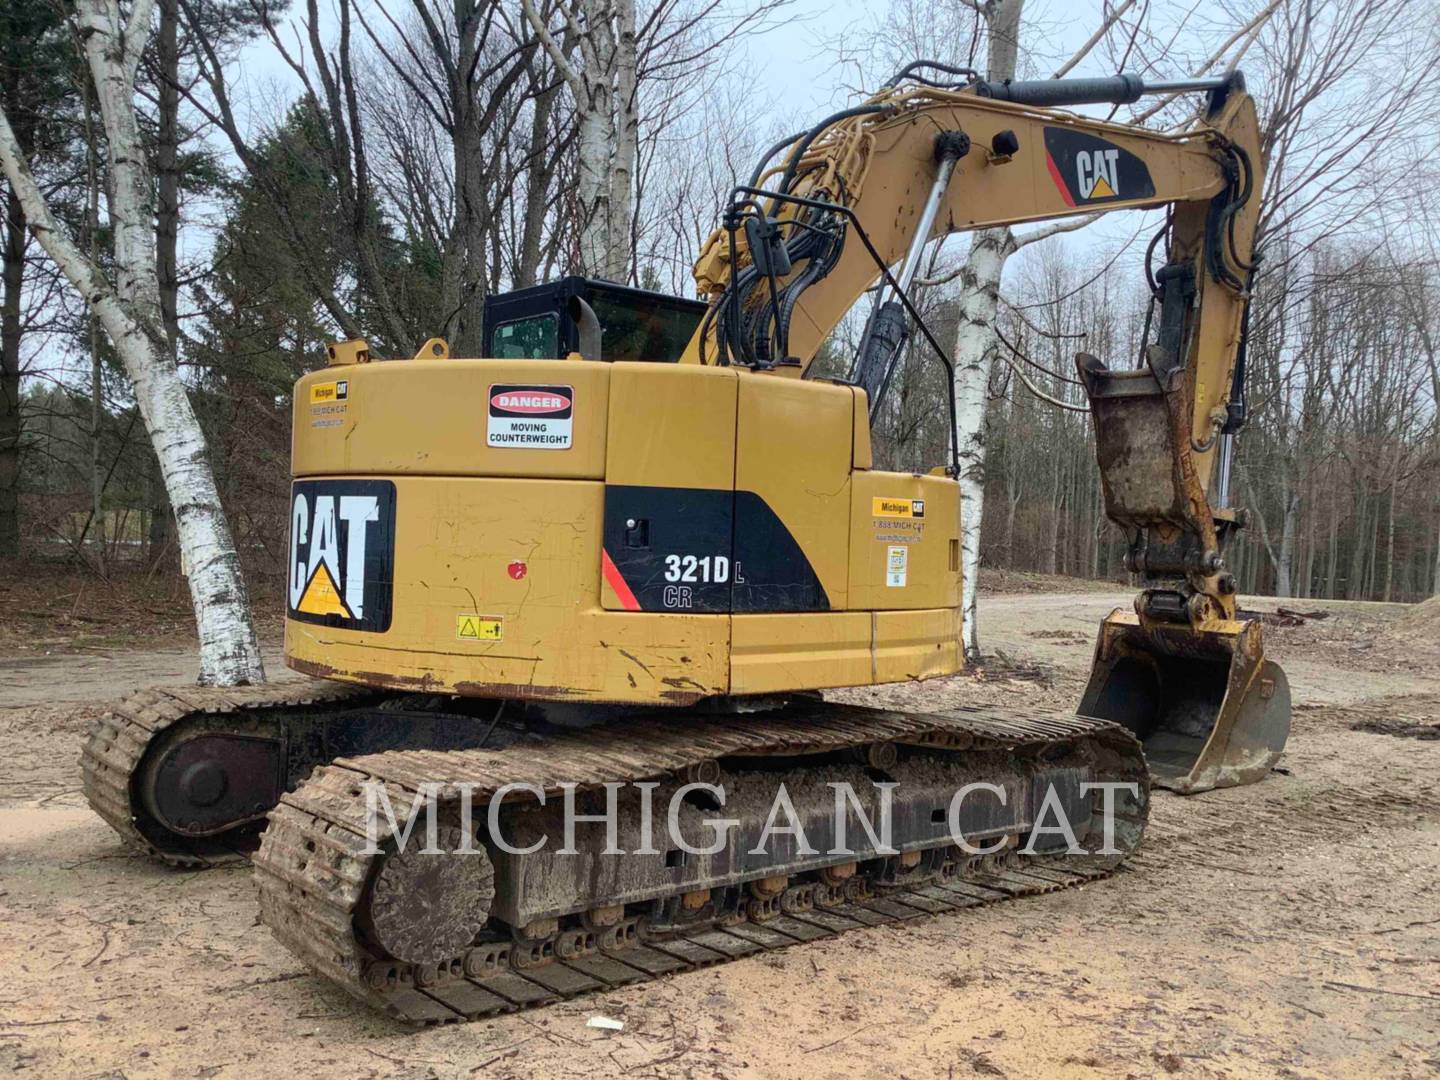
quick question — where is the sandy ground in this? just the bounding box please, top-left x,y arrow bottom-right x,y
2,591 -> 1439,1078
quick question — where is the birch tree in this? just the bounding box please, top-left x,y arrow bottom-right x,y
950,0 -> 1100,660
0,0 -> 264,685
522,0 -> 637,281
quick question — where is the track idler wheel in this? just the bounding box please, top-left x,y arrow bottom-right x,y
365,825 -> 495,965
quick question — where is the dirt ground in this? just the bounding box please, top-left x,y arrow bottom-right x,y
2,586 -> 1439,1078
0,557 -> 288,659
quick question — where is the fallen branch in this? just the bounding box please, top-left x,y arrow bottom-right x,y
1323,981 -> 1440,1003
803,1022 -> 874,1053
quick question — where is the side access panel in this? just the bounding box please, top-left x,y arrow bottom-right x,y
293,359 -> 610,480
848,471 -> 960,610
600,363 -> 739,614
733,374 -> 853,611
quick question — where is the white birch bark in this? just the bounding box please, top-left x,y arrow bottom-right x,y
949,0 -> 1115,659
952,0 -> 1023,661
0,0 -> 264,685
953,226 -> 1016,660
576,100 -> 616,276
607,0 -> 638,282
523,0 -> 634,281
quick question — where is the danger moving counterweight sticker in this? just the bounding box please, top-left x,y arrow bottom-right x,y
488,383 -> 573,449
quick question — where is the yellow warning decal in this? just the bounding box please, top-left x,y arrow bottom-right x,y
296,563 -> 352,618
456,614 -> 504,642
872,497 -> 926,519
309,379 -> 349,404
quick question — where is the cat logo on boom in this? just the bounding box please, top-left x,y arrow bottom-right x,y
1042,126 -> 1155,207
1075,148 -> 1120,199
288,479 -> 396,632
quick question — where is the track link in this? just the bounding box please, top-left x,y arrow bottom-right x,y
254,703 -> 1149,1023
80,681 -> 378,867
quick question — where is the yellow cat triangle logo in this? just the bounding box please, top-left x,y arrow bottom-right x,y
296,562 -> 352,618
1089,175 -> 1116,198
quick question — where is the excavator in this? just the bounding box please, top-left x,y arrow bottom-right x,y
81,63 -> 1290,1023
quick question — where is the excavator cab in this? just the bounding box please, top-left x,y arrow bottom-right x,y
481,276 -> 707,363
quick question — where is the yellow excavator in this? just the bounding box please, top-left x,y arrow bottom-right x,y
81,63 -> 1289,1022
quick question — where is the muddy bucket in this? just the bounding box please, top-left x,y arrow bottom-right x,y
1078,610 -> 1290,794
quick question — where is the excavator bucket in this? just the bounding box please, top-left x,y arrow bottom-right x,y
1078,609 -> 1290,794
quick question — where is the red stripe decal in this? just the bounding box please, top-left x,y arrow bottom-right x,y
1045,151 -> 1077,208
601,549 -> 642,611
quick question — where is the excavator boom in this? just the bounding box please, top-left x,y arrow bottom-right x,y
678,68 -> 1287,791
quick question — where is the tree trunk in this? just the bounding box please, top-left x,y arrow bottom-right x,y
1383,477 -> 1397,602
147,0 -> 183,565
1300,477 -> 1316,599
445,7 -> 492,354
147,457 -> 170,562
157,0 -> 180,356
953,0 -> 1023,660
1276,486 -> 1298,597
1433,498 -> 1440,598
1004,482 -> 1018,558
0,0 -> 264,685
0,48 -> 24,558
1347,494 -> 1368,600
82,80 -> 106,564
606,0 -> 637,282
517,79 -> 561,288
0,182 -> 20,557
1325,492 -> 1339,598
523,0 -> 635,282
575,98 -> 615,277
954,225 -> 1016,657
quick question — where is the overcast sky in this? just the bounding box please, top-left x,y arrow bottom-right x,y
222,0 -> 1156,274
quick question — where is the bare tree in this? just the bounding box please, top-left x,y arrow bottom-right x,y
522,0 -> 637,281
181,0 -> 416,351
0,0 -> 264,684
950,0 -> 1110,659
354,0 -> 543,349
1224,0 -> 1440,596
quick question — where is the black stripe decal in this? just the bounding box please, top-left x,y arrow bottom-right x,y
602,485 -> 829,613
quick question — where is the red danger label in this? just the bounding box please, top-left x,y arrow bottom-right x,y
490,390 -> 571,415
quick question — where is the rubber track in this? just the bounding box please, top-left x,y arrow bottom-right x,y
80,681 -> 376,868
253,703 -> 1148,1023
